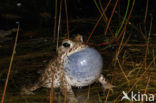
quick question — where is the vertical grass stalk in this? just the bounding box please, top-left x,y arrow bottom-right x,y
104,0 -> 119,36
115,0 -> 130,37
86,0 -> 111,43
53,0 -> 58,42
144,0 -> 149,23
1,24 -> 20,103
50,74 -> 54,103
56,0 -> 63,51
64,0 -> 70,39
117,0 -> 135,41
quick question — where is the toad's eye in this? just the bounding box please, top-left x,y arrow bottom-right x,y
63,42 -> 70,48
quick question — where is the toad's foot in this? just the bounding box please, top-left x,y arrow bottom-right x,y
68,97 -> 79,103
20,87 -> 35,95
21,82 -> 41,95
98,74 -> 115,92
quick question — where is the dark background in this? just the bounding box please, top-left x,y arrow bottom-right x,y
0,0 -> 155,32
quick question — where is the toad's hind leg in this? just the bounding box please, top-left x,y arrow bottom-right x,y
21,81 -> 41,95
98,74 -> 114,91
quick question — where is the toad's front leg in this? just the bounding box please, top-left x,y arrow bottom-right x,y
98,74 -> 114,91
60,74 -> 78,103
